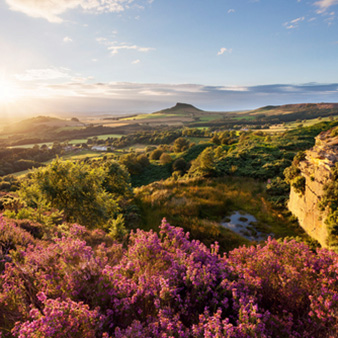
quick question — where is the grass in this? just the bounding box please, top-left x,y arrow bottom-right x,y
93,134 -> 123,140
134,176 -> 308,252
10,134 -> 123,149
232,115 -> 256,121
121,144 -> 155,151
197,114 -> 224,122
12,169 -> 32,177
186,137 -> 209,144
10,142 -> 55,149
121,113 -> 184,121
264,116 -> 338,133
61,149 -> 105,160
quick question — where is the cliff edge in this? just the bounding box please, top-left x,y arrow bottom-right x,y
288,128 -> 338,247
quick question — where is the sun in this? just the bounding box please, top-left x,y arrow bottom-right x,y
0,79 -> 20,103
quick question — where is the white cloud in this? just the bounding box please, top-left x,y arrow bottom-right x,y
63,36 -> 73,43
283,16 -> 305,29
219,86 -> 249,92
315,0 -> 338,13
96,37 -> 154,55
5,0 -> 152,23
217,47 -> 232,55
132,59 -> 141,64
228,9 -> 235,13
7,80 -> 338,116
108,44 -> 154,54
14,67 -> 72,81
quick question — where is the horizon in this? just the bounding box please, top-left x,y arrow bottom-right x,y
1,0 -> 338,118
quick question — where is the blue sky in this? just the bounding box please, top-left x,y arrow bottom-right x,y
0,0 -> 338,117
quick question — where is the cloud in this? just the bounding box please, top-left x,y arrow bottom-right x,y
217,47 -> 232,55
8,75 -> 338,115
14,67 -> 72,81
315,0 -> 338,13
283,16 -> 305,29
132,59 -> 140,64
108,44 -> 154,54
5,0 -> 152,23
96,37 -> 154,55
63,36 -> 73,43
227,9 -> 235,13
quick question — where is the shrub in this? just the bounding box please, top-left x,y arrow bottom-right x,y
149,149 -> 163,160
291,175 -> 306,195
159,153 -> 172,165
1,218 -> 338,337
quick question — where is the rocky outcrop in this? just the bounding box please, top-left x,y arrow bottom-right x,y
288,128 -> 338,247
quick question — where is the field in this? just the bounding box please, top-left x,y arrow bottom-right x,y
120,113 -> 186,121
9,133 -> 124,149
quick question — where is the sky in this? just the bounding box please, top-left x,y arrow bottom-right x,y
0,0 -> 338,118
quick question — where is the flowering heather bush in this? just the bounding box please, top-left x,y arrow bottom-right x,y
0,216 -> 337,337
12,293 -> 101,338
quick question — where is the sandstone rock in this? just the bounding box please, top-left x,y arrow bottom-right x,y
288,128 -> 338,247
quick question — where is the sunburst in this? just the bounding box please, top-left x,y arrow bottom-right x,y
0,78 -> 20,103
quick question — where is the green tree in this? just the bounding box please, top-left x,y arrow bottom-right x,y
189,147 -> 216,177
19,159 -> 128,228
103,161 -> 132,199
211,135 -> 221,145
149,149 -> 163,160
172,158 -> 188,174
119,153 -> 142,175
173,138 -> 190,153
159,153 -> 172,165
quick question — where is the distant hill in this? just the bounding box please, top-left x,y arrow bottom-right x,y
5,116 -> 85,134
154,103 -> 203,115
250,103 -> 338,117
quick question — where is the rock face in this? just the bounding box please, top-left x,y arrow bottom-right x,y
288,128 -> 338,247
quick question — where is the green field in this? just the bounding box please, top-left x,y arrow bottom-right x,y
265,115 -> 338,133
197,114 -> 224,122
186,137 -> 209,144
232,115 -> 256,121
121,113 -> 185,121
10,134 -> 123,149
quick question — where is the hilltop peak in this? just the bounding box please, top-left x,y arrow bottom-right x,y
173,102 -> 200,109
155,102 -> 203,115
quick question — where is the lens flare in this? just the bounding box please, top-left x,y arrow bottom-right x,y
0,78 -> 20,103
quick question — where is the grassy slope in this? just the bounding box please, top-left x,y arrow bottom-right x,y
134,177 -> 306,252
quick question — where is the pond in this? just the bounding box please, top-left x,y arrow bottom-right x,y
220,211 -> 272,242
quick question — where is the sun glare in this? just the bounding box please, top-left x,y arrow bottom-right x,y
0,79 -> 20,103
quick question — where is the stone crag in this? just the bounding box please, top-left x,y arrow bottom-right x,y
288,128 -> 338,247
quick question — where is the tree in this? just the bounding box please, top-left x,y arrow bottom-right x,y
119,153 -> 142,175
159,153 -> 172,165
172,158 -> 188,174
189,147 -> 216,177
102,161 -> 132,199
18,159 -> 130,228
149,149 -> 163,160
211,135 -> 221,145
137,154 -> 150,167
173,138 -> 190,153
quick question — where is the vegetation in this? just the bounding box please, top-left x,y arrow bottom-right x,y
0,218 -> 338,337
1,103 -> 338,336
134,177 -> 306,252
319,163 -> 338,249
